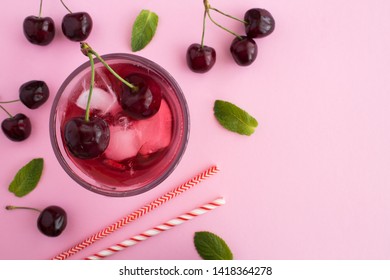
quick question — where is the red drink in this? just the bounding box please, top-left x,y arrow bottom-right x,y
50,54 -> 189,196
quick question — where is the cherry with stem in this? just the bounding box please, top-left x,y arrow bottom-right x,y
60,0 -> 93,42
0,81 -> 49,109
23,0 -> 55,46
81,43 -> 162,120
0,105 -> 32,142
186,3 -> 216,73
244,8 -> 275,39
63,43 -> 110,159
5,205 -> 67,237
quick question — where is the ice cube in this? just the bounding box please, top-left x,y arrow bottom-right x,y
137,100 -> 173,155
76,87 -> 118,114
104,124 -> 142,161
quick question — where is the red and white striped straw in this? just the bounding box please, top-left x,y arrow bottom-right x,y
85,197 -> 225,260
52,165 -> 219,260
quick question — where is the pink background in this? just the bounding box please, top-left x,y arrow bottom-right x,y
1,0 -> 390,260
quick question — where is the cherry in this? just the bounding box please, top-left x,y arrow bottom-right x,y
5,205 -> 67,237
37,206 -> 67,237
230,36 -> 258,66
186,43 -> 216,73
19,80 -> 49,109
23,0 -> 55,46
120,74 -> 162,120
244,8 -> 275,39
62,12 -> 93,41
64,116 -> 110,159
59,1 -> 93,42
23,16 -> 55,46
1,110 -> 32,142
80,42 -> 162,121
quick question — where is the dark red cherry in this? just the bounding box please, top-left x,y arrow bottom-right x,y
186,43 -> 216,73
120,74 -> 162,120
244,8 -> 275,39
37,206 -> 67,237
64,116 -> 110,159
1,114 -> 32,141
6,205 -> 67,237
62,12 -> 93,41
230,36 -> 258,66
19,80 -> 49,109
23,16 -> 55,46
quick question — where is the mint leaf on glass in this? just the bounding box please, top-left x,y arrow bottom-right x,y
213,100 -> 258,136
8,158 -> 44,197
194,231 -> 233,260
131,10 -> 159,52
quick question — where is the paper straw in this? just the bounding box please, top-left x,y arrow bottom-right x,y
52,165 -> 219,260
85,197 -> 225,260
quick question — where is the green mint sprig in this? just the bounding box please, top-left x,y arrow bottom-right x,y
8,158 -> 44,197
213,100 -> 258,136
131,10 -> 159,52
194,231 -> 233,260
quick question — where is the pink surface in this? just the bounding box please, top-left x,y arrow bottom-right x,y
1,0 -> 390,260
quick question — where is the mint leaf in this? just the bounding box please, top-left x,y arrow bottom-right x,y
213,100 -> 258,136
8,158 -> 44,197
194,231 -> 233,260
131,10 -> 159,52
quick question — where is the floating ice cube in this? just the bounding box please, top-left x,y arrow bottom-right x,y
104,124 -> 142,161
137,100 -> 173,155
76,87 -> 118,114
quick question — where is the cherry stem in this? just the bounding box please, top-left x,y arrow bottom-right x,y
38,0 -> 43,18
203,0 -> 243,39
203,0 -> 210,9
200,10 -> 207,47
0,105 -> 13,118
5,205 -> 41,213
60,0 -> 72,14
206,7 -> 242,39
84,51 -> 95,122
80,42 -> 137,92
209,7 -> 247,25
0,99 -> 20,104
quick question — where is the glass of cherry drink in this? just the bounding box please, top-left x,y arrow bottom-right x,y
50,53 -> 189,197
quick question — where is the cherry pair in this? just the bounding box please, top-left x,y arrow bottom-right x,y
23,0 -> 93,46
1,81 -> 49,142
187,0 -> 275,73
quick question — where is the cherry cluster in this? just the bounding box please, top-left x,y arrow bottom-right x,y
186,1 -> 275,73
2,0 -> 94,142
0,81 -> 49,141
23,0 -> 93,46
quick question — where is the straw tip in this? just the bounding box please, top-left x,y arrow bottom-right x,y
213,165 -> 221,172
215,197 -> 226,205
